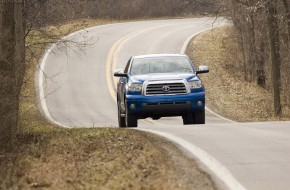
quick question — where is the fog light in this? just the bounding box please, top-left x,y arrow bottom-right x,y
130,104 -> 136,110
197,101 -> 203,106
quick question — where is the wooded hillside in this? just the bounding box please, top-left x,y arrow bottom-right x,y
224,0 -> 290,116
25,0 -> 219,26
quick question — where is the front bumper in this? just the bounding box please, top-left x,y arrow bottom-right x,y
126,92 -> 205,117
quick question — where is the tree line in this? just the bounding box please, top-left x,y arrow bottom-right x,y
224,0 -> 290,116
25,0 -> 219,27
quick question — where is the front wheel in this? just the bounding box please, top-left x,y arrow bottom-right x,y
193,110 -> 205,124
126,109 -> 138,128
182,115 -> 194,125
118,101 -> 126,128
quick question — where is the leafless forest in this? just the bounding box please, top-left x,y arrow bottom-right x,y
26,0 -> 219,26
1,0 -> 290,147
225,0 -> 290,116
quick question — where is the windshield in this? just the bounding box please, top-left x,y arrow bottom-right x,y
130,56 -> 194,76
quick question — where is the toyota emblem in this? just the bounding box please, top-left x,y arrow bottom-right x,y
162,86 -> 170,92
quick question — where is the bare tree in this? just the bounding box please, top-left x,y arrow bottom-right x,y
222,0 -> 289,116
0,2 -> 25,148
282,0 -> 290,43
265,0 -> 282,116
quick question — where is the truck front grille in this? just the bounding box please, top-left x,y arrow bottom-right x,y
144,81 -> 188,96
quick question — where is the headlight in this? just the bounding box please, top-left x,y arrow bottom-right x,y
188,81 -> 202,89
128,83 -> 143,92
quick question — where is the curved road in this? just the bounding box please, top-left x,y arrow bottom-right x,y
39,18 -> 290,190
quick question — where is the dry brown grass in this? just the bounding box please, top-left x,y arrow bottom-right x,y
0,128 -> 216,190
188,26 -> 290,122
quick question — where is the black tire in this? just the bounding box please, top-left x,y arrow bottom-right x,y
193,110 -> 205,124
126,108 -> 138,128
182,114 -> 194,125
118,101 -> 126,128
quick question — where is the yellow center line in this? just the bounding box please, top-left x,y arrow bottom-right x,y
105,25 -> 170,126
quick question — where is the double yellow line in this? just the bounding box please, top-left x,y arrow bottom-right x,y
105,25 -> 168,126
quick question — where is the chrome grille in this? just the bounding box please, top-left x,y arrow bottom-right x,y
144,81 -> 188,96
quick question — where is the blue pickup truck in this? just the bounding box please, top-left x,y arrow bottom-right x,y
114,54 -> 209,127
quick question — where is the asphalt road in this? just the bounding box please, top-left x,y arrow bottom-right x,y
39,18 -> 290,190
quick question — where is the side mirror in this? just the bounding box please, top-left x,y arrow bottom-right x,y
114,69 -> 128,77
196,65 -> 209,74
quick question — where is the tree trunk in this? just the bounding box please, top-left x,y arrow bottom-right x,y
0,2 -> 25,148
237,26 -> 248,80
248,12 -> 257,81
257,40 -> 266,87
256,6 -> 267,88
231,0 -> 248,80
282,0 -> 290,108
282,0 -> 290,43
265,0 -> 282,116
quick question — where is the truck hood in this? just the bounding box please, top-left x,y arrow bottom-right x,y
130,73 -> 198,83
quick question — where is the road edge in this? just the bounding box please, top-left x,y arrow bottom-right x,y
36,22 -> 132,129
180,27 -> 236,123
138,128 -> 247,190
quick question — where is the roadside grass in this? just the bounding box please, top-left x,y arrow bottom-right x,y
1,18 -> 216,189
188,26 -> 290,122
1,128 -> 216,189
